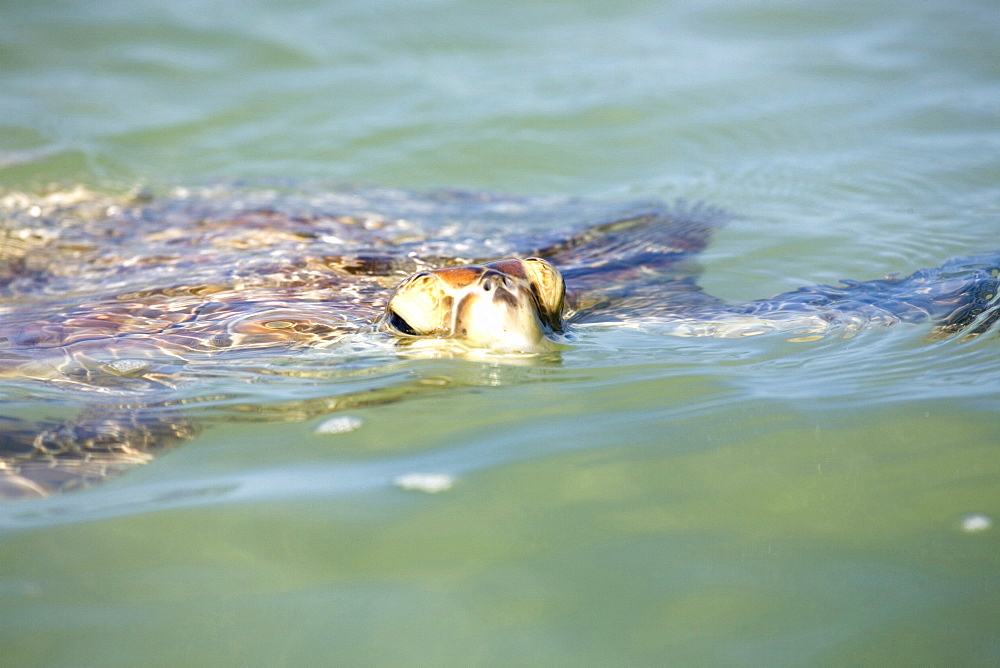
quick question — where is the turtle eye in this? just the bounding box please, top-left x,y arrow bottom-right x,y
387,310 -> 418,336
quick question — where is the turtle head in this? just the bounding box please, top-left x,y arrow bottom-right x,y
381,258 -> 566,353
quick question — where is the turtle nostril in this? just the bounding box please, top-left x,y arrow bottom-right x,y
483,279 -> 492,292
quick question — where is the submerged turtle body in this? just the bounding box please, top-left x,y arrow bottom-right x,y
1,185 -> 998,497
2,185 -> 714,496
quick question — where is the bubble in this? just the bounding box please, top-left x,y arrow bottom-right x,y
313,416 -> 363,435
960,513 -> 992,533
393,473 -> 454,493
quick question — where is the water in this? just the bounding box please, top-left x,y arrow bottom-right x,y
2,0 -> 999,664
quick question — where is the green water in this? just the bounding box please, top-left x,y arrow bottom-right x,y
2,0 -> 999,665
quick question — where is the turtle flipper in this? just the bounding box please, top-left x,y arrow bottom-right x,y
727,250 -> 1000,338
925,254 -> 1000,340
0,410 -> 199,498
529,201 -> 730,323
933,295 -> 1000,340
533,200 -> 729,281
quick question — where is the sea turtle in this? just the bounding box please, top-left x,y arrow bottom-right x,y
1,185 -> 998,499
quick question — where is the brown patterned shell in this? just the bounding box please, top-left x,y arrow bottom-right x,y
1,186 -> 723,368
0,185 -> 722,497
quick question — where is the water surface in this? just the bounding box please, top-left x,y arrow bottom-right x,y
1,0 -> 999,665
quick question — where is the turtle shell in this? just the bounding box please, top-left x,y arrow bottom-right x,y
0,184 -> 725,497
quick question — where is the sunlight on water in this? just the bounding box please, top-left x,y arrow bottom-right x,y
2,0 -> 999,665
